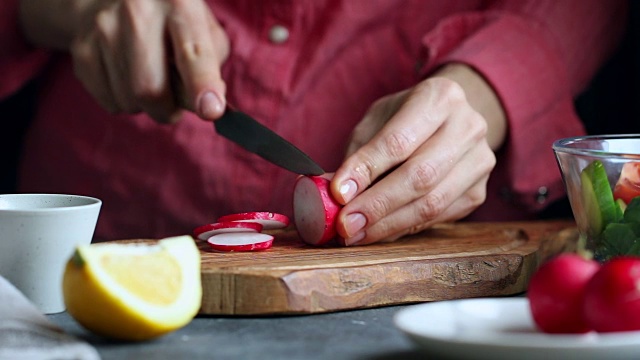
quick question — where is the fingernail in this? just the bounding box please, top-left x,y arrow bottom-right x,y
345,212 -> 366,237
199,91 -> 224,119
344,231 -> 366,246
339,179 -> 358,203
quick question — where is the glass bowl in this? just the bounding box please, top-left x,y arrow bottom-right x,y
553,134 -> 640,261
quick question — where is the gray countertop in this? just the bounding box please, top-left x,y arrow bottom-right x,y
48,305 -> 425,360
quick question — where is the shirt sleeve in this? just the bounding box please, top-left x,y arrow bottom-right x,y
419,0 -> 628,213
0,0 -> 51,100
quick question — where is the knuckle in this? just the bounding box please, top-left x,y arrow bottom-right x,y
382,130 -> 415,160
416,77 -> 467,106
467,184 -> 488,208
348,152 -> 377,186
469,191 -> 486,209
415,191 -> 448,222
468,113 -> 489,140
94,10 -> 112,36
410,161 -> 439,193
444,80 -> 467,103
131,78 -> 165,102
484,149 -> 497,169
94,3 -> 121,38
476,145 -> 497,172
438,78 -> 467,105
365,193 -> 393,222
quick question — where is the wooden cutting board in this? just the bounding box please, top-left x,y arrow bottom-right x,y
189,220 -> 578,315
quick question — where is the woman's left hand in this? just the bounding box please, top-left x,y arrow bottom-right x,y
332,64 -> 505,246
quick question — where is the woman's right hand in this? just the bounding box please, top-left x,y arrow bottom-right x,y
21,0 -> 229,123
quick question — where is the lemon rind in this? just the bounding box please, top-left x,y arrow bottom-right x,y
76,235 -> 202,328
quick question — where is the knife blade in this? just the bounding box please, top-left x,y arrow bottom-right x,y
214,108 -> 325,176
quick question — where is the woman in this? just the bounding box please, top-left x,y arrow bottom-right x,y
1,0 -> 627,243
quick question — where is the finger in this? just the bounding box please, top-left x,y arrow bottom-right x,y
337,103 -> 488,240
167,0 -> 228,120
122,0 -> 182,124
344,142 -> 495,246
95,3 -> 140,113
344,91 -> 408,158
70,31 -> 119,112
332,78 -> 466,206
350,181 -> 488,246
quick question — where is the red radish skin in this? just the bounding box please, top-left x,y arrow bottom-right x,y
527,253 -> 600,334
207,232 -> 274,252
293,174 -> 342,246
193,221 -> 263,241
217,212 -> 290,230
583,257 -> 640,332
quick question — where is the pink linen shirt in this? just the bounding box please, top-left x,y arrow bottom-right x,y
0,0 -> 627,240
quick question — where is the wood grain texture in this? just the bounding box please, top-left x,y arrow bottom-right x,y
195,220 -> 577,315
116,220 -> 578,315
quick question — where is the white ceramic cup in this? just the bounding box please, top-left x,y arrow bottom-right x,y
0,194 -> 101,314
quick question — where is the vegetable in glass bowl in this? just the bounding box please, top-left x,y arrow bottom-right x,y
553,134 -> 640,262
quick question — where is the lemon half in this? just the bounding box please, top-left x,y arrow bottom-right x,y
62,235 -> 202,341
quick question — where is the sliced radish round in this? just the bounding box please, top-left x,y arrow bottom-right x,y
217,212 -> 290,230
293,175 -> 342,246
207,232 -> 274,252
193,221 -> 263,241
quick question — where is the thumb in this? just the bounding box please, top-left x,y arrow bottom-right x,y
170,64 -> 227,120
344,91 -> 409,158
167,1 -> 229,120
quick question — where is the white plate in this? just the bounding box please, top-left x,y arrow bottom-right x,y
394,298 -> 640,360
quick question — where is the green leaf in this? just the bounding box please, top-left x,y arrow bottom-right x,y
624,197 -> 640,223
600,223 -> 638,260
581,160 -> 623,237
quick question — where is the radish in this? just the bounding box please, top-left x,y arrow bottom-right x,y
217,212 -> 290,230
193,221 -> 263,241
527,253 -> 600,333
207,232 -> 274,252
293,174 -> 342,246
583,257 -> 640,332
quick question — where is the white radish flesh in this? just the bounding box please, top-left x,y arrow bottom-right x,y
217,212 -> 290,230
193,221 -> 263,241
207,232 -> 274,252
293,175 -> 342,246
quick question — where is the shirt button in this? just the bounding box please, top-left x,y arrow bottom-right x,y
269,25 -> 289,44
536,186 -> 549,204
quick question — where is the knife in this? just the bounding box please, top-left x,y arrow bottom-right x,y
214,108 -> 325,176
169,69 -> 324,175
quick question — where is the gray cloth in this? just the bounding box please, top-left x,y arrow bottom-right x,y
0,276 -> 100,360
